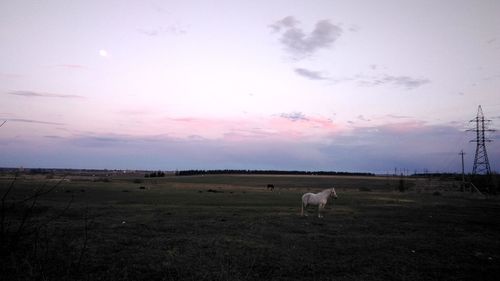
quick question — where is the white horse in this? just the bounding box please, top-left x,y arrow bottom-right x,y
301,187 -> 338,218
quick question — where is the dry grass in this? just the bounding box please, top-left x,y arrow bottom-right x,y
1,174 -> 499,280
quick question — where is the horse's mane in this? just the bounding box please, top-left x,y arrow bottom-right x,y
319,188 -> 333,195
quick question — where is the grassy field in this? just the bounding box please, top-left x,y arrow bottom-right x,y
1,174 -> 499,280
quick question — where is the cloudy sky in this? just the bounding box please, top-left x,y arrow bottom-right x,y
1,0 -> 499,173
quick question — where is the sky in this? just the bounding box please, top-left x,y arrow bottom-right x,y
1,0 -> 499,173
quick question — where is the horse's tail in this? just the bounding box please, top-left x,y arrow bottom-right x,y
301,194 -> 308,216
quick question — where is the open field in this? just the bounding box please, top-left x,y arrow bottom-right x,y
1,174 -> 499,280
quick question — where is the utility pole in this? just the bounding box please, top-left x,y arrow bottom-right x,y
459,150 -> 465,191
468,105 -> 494,175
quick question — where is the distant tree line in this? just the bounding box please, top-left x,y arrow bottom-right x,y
145,171 -> 166,178
411,173 -> 462,179
175,169 -> 374,176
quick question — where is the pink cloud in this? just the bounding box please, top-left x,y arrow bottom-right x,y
142,114 -> 343,142
269,115 -> 341,139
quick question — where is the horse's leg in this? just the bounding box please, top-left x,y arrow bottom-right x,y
301,202 -> 307,216
318,204 -> 324,218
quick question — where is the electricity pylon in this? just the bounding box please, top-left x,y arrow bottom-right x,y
468,105 -> 494,175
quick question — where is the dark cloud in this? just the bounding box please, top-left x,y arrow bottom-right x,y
347,115 -> 371,124
294,68 -> 328,80
357,115 -> 371,122
137,28 -> 159,36
359,75 -> 430,90
280,112 -> 308,122
322,122 -> 479,173
7,118 -> 65,126
386,114 -> 412,119
224,128 -> 273,140
0,72 -> 22,78
271,16 -> 342,58
294,68 -> 362,84
8,132 -> 325,171
269,16 -> 299,32
44,135 -> 65,139
70,135 -> 132,147
2,121 -> 497,173
7,90 -> 84,99
292,68 -> 429,90
483,74 -> 500,81
348,25 -> 360,32
383,76 -> 430,89
137,24 -> 187,37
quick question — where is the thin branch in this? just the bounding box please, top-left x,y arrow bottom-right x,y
10,189 -> 39,250
25,194 -> 75,238
18,176 -> 67,205
1,174 -> 18,243
4,175 -> 68,251
1,173 -> 17,202
0,120 -> 6,128
75,205 -> 90,273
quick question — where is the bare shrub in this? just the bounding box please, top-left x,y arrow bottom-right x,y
0,174 -> 91,280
